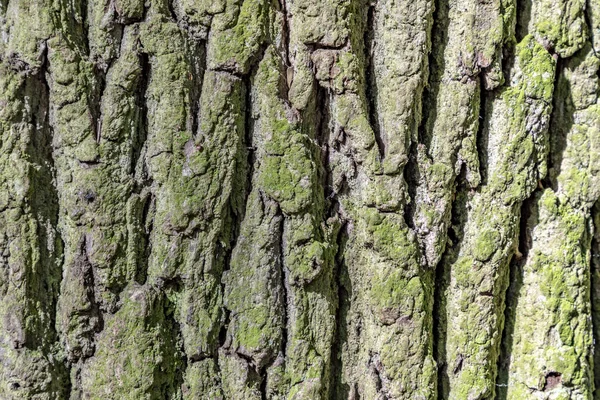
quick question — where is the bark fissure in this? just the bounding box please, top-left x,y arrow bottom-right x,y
329,219 -> 349,399
475,76 -> 489,187
495,191 -> 537,400
363,4 -> 384,160
2,0 -> 600,398
592,201 -> 600,398
278,209 -> 290,365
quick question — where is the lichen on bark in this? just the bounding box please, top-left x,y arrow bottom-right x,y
0,0 -> 600,399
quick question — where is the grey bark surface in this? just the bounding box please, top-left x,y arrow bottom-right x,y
0,0 -> 599,399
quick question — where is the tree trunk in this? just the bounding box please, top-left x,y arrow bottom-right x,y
0,0 -> 599,398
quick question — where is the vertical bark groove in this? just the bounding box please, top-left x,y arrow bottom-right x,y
1,0 -> 600,398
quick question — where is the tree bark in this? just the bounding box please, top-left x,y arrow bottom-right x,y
0,0 -> 599,399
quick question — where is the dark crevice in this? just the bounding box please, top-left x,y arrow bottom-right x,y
527,46 -> 564,192
420,0 -> 449,149
329,222 -> 349,400
363,4 -> 384,160
542,372 -> 562,391
0,0 -> 8,15
305,39 -> 350,52
168,0 -> 179,23
82,239 -> 104,338
495,191 -> 538,400
26,46 -> 73,396
187,353 -> 213,363
403,142 -> 418,232
214,62 -> 260,391
277,208 -> 289,364
156,276 -> 184,295
187,36 -> 206,142
515,0 -> 532,42
314,74 -> 349,400
238,351 -> 260,372
278,0 -> 291,67
432,246 -> 449,400
136,192 -> 154,285
475,75 -> 490,187
221,177 -> 247,275
28,42 -> 60,343
70,368 -> 83,399
591,201 -> 600,398
216,206 -> 235,362
89,57 -> 111,144
218,308 -> 231,349
234,351 -> 259,371
412,0 -> 451,263
79,158 -> 101,168
216,60 -> 259,308
132,51 -> 150,185
209,65 -> 247,78
545,57 -> 568,190
259,366 -> 269,400
80,0 -> 91,55
585,0 -> 598,56
37,40 -> 73,396
242,71 -> 258,217
141,0 -> 150,21
132,49 -> 153,286
315,83 -> 338,211
210,40 -> 270,79
434,168 -> 470,400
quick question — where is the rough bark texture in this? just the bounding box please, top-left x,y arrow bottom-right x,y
1,0 -> 600,399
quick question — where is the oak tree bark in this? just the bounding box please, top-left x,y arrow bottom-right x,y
0,0 -> 599,399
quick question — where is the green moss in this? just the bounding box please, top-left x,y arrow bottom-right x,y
371,273 -> 423,320
488,35 -> 555,203
533,0 -> 587,58
363,175 -> 405,211
80,287 -> 183,399
506,189 -> 593,397
115,0 -> 144,21
290,0 -> 350,47
253,48 -> 321,215
232,307 -> 273,351
3,0 -> 54,70
207,0 -> 269,74
426,162 -> 454,191
473,229 -> 500,262
260,138 -> 317,215
364,209 -> 416,264
516,35 -> 556,101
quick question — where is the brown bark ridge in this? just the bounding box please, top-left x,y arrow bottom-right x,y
0,0 -> 599,399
